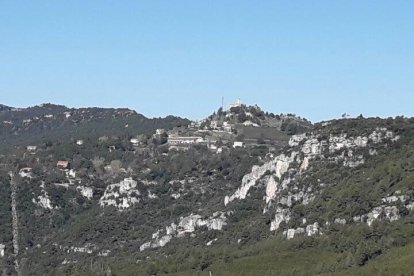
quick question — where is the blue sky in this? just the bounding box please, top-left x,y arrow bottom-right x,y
1,1 -> 413,122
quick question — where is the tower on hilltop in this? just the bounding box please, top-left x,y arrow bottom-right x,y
229,99 -> 242,110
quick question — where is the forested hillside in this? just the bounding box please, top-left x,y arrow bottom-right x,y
1,104 -> 414,276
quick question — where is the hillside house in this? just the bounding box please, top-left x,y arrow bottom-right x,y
229,99 -> 242,110
0,244 -> 4,257
57,161 -> 70,170
233,141 -> 244,148
76,140 -> 84,146
27,145 -> 37,152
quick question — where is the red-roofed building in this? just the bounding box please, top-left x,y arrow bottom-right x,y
57,161 -> 70,170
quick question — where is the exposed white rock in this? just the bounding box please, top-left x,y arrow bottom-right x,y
148,191 -> 158,199
206,239 -> 218,246
166,223 -> 177,235
289,134 -> 307,147
344,155 -> 365,168
382,195 -> 409,204
19,168 -> 33,178
300,156 -> 310,172
302,138 -> 323,155
140,212 -> 229,251
369,149 -> 378,156
32,182 -> 55,209
98,250 -> 111,257
306,222 -> 320,236
265,176 -> 278,204
66,169 -> 76,179
225,152 -> 297,206
334,218 -> 347,225
354,136 -> 369,147
353,216 -> 362,223
151,235 -> 172,249
227,128 -> 399,237
359,206 -> 402,226
286,229 -> 295,240
58,243 -> 97,255
139,242 -> 151,252
271,208 -> 291,231
77,186 -> 93,199
285,223 -> 319,240
286,228 -> 304,240
99,178 -> 140,209
406,202 -> 414,211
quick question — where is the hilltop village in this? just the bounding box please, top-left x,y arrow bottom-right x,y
133,99 -> 311,154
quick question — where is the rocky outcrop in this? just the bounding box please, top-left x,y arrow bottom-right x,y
32,182 -> 56,210
353,193 -> 412,226
284,222 -> 320,240
226,128 -> 400,236
225,152 -> 297,206
77,186 -> 93,199
99,178 -> 140,209
140,212 -> 229,252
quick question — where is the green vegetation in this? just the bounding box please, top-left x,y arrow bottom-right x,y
1,104 -> 414,275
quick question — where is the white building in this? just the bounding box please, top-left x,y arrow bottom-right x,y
0,244 -> 4,257
76,140 -> 84,146
229,99 -> 242,109
233,141 -> 244,148
168,136 -> 204,145
27,145 -> 37,152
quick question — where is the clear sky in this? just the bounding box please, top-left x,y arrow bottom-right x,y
1,1 -> 413,122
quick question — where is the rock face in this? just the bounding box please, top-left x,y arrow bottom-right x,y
225,128 -> 401,237
284,222 -> 320,240
32,182 -> 55,210
225,153 -> 297,206
77,186 -> 93,199
99,178 -> 140,209
140,212 -> 229,251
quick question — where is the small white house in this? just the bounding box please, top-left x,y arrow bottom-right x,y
0,244 -> 4,257
27,145 -> 37,152
233,141 -> 244,148
130,138 -> 140,145
229,99 -> 242,109
76,140 -> 84,146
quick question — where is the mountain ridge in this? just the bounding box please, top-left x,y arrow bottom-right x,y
0,102 -> 414,275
